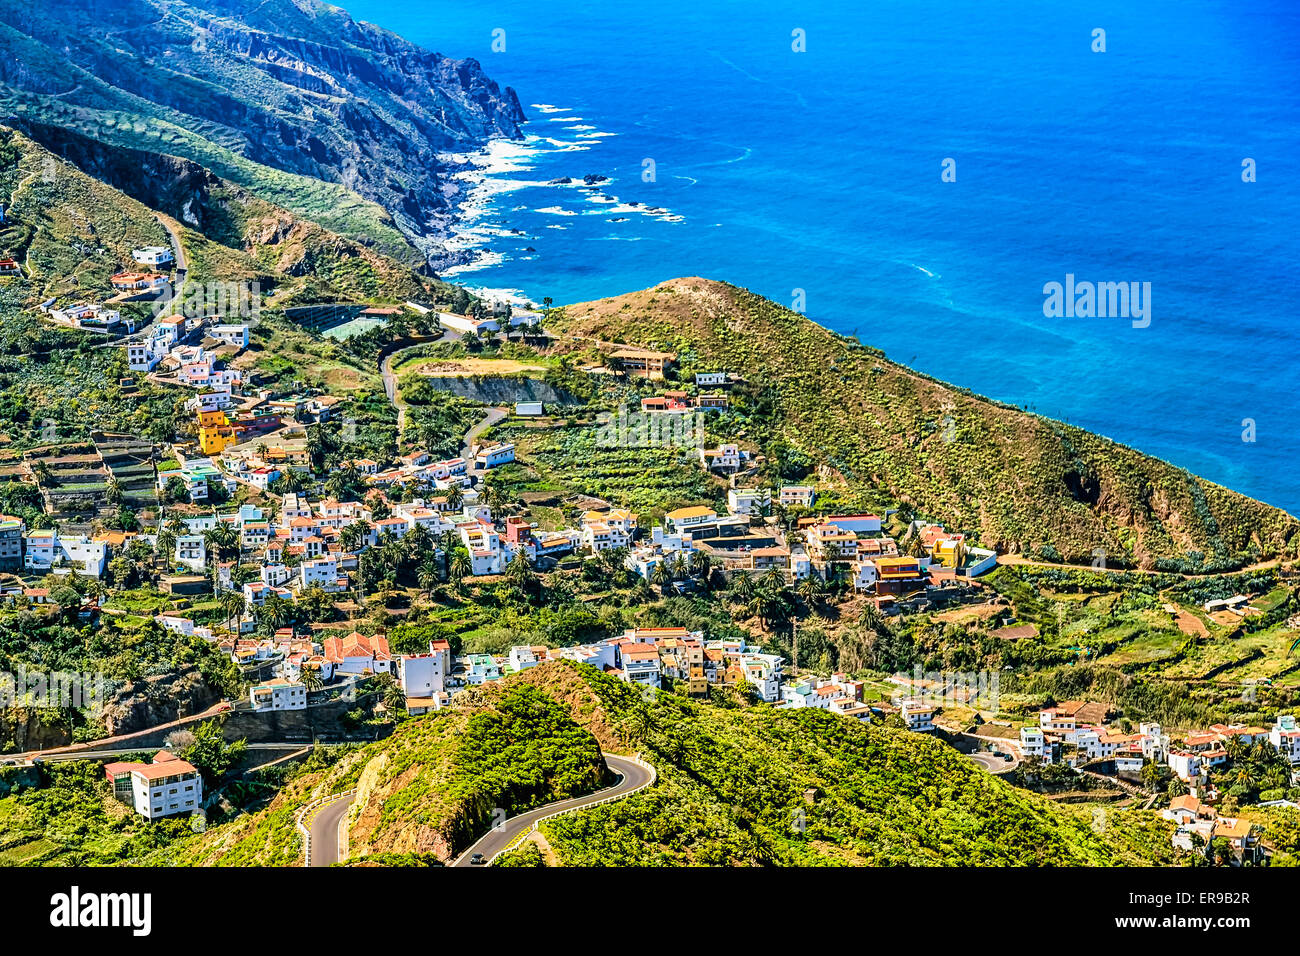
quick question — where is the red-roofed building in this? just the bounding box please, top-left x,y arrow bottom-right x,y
104,754 -> 202,819
324,631 -> 393,676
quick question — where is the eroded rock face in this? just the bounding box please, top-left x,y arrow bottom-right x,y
0,0 -> 526,262
0,708 -> 72,752
99,667 -> 222,737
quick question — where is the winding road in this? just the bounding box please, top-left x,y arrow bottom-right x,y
452,754 -> 654,867
305,753 -> 653,867
378,331 -> 455,435
308,793 -> 356,867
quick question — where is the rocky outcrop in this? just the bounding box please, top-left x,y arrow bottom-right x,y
0,708 -> 72,753
421,376 -> 581,407
99,667 -> 222,737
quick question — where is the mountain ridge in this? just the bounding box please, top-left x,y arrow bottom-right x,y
548,276 -> 1298,570
0,0 -> 525,266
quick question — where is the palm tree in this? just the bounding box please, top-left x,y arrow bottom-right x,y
156,529 -> 176,571
220,591 -> 247,635
689,549 -> 712,583
204,523 -> 240,563
417,560 -> 439,598
651,559 -> 674,595
105,476 -> 124,508
259,593 -> 293,633
448,548 -> 471,592
404,523 -> 432,563
297,664 -> 323,693
505,550 -> 537,594
339,522 -> 365,554
730,571 -> 755,602
796,573 -> 825,615
443,483 -> 463,513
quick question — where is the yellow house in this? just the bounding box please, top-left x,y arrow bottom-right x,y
931,536 -> 967,569
197,408 -> 236,455
874,556 -> 924,580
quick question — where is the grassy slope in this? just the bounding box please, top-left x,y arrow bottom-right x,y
157,682 -> 609,865
0,127 -> 443,306
549,277 -> 1298,570
513,661 -> 1177,866
15,663 -> 1175,868
0,14 -> 419,263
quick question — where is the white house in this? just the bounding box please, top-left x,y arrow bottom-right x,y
1020,727 -> 1050,761
898,698 -> 936,732
727,487 -> 771,516
778,485 -> 815,508
299,555 -> 340,590
249,678 -> 307,712
695,371 -> 728,387
399,652 -> 446,697
850,560 -> 878,592
1270,715 -> 1300,763
209,325 -> 250,348
174,534 -> 206,573
618,643 -> 661,687
475,442 -> 515,469
132,246 -> 175,267
1167,749 -> 1204,783
105,754 -> 202,820
438,312 -> 499,336
22,530 -> 107,577
508,645 -> 543,671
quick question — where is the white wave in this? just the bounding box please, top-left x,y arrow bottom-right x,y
535,206 -> 579,216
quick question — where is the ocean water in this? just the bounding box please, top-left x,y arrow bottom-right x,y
344,0 -> 1300,514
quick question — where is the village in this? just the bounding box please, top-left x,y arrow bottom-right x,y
0,261 -> 1293,864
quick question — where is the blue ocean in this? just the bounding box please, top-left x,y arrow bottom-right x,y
345,0 -> 1300,514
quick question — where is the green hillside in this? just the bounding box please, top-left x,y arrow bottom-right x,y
146,662 -> 1177,867
151,681 -> 609,866
549,278 -> 1298,570
512,661 -> 1177,866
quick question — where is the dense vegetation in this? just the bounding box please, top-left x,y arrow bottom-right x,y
517,662 -> 1177,865
550,278 -> 1298,569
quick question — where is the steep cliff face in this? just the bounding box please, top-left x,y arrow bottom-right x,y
99,667 -> 222,737
0,708 -> 72,753
0,0 -> 525,264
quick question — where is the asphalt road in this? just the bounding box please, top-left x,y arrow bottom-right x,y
967,750 -> 1020,774
451,755 -> 653,867
459,406 -> 508,464
309,794 -> 356,867
378,330 -> 456,434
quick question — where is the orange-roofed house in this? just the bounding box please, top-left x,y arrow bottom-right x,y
104,754 -> 203,819
324,631 -> 393,676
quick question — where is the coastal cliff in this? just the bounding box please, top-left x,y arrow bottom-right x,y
0,0 -> 525,265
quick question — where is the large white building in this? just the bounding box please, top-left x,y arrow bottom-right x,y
249,678 -> 307,712
132,245 -> 175,267
399,648 -> 448,697
22,529 -> 107,577
105,753 -> 202,820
